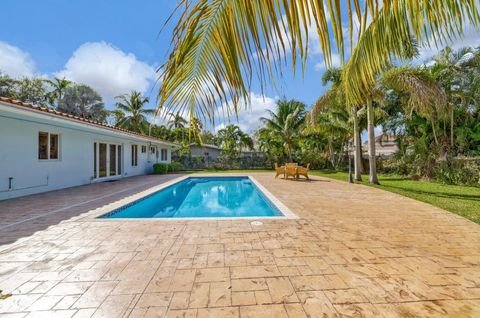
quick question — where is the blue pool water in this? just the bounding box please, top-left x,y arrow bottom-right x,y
99,177 -> 283,218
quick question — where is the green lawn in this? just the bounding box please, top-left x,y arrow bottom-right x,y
183,169 -> 480,224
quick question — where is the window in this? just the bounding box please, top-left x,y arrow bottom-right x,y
131,144 -> 138,166
38,132 -> 59,160
150,146 -> 156,154
161,148 -> 168,161
141,145 -> 147,153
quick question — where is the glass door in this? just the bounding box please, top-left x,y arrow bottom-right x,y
94,142 -> 122,179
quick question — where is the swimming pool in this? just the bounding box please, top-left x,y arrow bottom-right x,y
99,176 -> 288,218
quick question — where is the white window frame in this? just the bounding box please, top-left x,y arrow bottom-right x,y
161,148 -> 168,161
131,144 -> 138,166
38,131 -> 61,161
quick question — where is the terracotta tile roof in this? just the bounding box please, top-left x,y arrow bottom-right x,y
0,96 -> 177,146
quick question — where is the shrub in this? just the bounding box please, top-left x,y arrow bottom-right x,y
153,163 -> 169,174
169,162 -> 182,172
435,159 -> 480,185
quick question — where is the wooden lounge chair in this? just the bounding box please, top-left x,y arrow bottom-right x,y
274,163 -> 285,178
296,163 -> 310,180
284,163 -> 298,179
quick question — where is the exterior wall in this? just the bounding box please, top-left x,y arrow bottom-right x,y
190,146 -> 221,159
0,107 -> 173,200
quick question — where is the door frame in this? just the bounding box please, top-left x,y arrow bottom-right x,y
93,141 -> 124,181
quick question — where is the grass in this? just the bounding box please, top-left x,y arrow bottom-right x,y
182,169 -> 480,224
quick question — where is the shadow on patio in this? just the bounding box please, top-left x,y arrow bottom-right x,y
0,174 -> 182,247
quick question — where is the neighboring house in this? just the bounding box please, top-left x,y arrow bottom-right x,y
0,97 -> 177,200
362,134 -> 399,158
240,151 -> 265,158
189,143 -> 222,160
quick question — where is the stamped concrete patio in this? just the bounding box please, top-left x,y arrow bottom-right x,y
0,173 -> 479,318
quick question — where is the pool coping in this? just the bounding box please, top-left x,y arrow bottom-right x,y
84,174 -> 299,221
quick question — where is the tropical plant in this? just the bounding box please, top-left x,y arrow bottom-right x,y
168,112 -> 188,128
157,0 -> 478,128
217,124 -> 253,159
380,66 -> 447,148
309,67 -> 363,180
260,99 -> 305,162
109,109 -> 126,126
115,91 -> 154,134
45,77 -> 71,108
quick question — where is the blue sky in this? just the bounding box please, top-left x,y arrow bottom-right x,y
1,0 -> 478,132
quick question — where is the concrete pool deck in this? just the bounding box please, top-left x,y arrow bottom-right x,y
0,173 -> 479,317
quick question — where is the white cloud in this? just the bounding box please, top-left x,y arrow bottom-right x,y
0,41 -> 36,78
417,24 -> 480,63
215,92 -> 277,133
57,42 -> 155,101
314,53 -> 342,71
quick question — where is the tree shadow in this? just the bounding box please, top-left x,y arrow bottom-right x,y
381,184 -> 480,202
0,174 -> 182,247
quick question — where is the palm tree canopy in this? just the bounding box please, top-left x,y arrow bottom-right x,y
380,66 -> 447,118
168,112 -> 188,128
217,124 -> 253,156
115,91 -> 154,133
158,0 -> 478,122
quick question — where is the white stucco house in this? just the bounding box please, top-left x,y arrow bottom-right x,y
0,97 -> 177,200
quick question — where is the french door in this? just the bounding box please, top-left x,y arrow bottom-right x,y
93,142 -> 122,179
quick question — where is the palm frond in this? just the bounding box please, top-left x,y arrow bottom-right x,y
381,66 -> 447,118
159,0 -> 479,124
343,0 -> 479,105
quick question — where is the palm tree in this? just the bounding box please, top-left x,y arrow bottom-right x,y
115,91 -> 154,134
261,99 -> 305,162
109,109 -> 126,126
157,0 -> 478,126
429,47 -> 480,153
45,77 -> 71,109
168,112 -> 188,128
380,66 -> 447,154
217,124 -> 253,158
310,67 -> 363,180
380,67 -> 447,136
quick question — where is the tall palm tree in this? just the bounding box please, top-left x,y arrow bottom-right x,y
157,0 -> 478,125
168,112 -> 188,128
261,99 -> 305,162
115,91 -> 154,134
45,77 -> 71,109
310,67 -> 363,181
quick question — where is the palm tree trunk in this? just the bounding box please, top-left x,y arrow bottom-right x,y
366,100 -> 379,184
358,127 -> 365,173
352,110 -> 362,181
328,137 -> 335,168
450,106 -> 454,151
287,144 -> 293,162
431,118 -> 439,145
